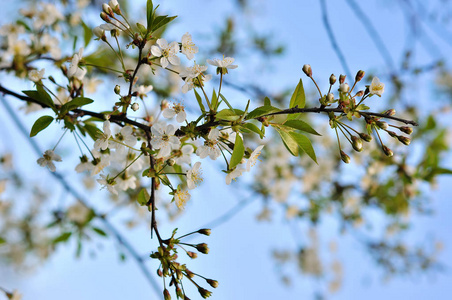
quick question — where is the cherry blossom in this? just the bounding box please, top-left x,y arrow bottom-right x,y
151,38 -> 180,69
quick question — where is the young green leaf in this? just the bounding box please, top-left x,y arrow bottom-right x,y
53,232 -> 72,244
241,122 -> 265,139
194,89 -> 206,113
276,129 -> 299,156
146,0 -> 154,31
23,89 -> 55,111
229,134 -> 245,169
30,115 -> 54,137
245,105 -> 281,120
215,109 -> 243,121
219,93 -> 234,110
289,132 -> 317,163
62,97 -> 94,112
211,89 -> 218,110
264,96 -> 272,106
137,188 -> 150,206
81,21 -> 93,47
284,119 -> 321,136
92,227 -> 108,237
289,79 -> 306,109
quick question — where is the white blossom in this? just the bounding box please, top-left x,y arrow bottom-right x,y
247,145 -> 264,171
162,102 -> 186,123
225,167 -> 246,185
67,202 -> 91,224
175,144 -> 194,165
174,188 -> 190,209
207,56 -> 238,71
29,68 -> 45,82
97,174 -> 118,195
181,32 -> 198,60
94,121 -> 112,150
196,128 -> 221,160
37,150 -> 62,172
186,162 -> 203,189
150,123 -> 180,158
369,77 -> 385,96
68,47 -> 86,79
151,38 -> 180,69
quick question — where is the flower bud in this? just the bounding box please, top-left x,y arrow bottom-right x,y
109,0 -> 120,13
114,84 -> 121,94
131,103 -> 139,111
206,279 -> 219,288
195,243 -> 209,254
384,109 -> 396,116
399,126 -> 413,135
339,74 -> 346,84
157,269 -> 163,277
382,145 -> 393,157
340,150 -> 351,164
397,136 -> 411,145
100,12 -> 111,23
387,131 -> 397,138
197,228 -> 211,236
359,133 -> 372,142
326,93 -> 335,103
198,287 -> 212,299
355,70 -> 365,82
163,289 -> 171,300
329,74 -> 336,85
351,136 -> 363,152
355,90 -> 364,97
187,251 -> 198,259
302,64 -> 312,77
102,3 -> 113,16
339,83 -> 350,93
185,269 -> 195,279
376,121 -> 388,130
161,99 -> 169,110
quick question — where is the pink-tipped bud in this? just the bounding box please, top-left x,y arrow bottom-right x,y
102,3 -> 113,16
339,74 -> 346,84
187,251 -> 198,259
163,289 -> 171,300
198,228 -> 211,236
397,136 -> 411,145
195,243 -> 209,254
329,74 -> 337,85
355,70 -> 365,82
355,90 -> 364,97
302,64 -> 312,77
351,136 -> 363,152
206,279 -> 219,288
185,269 -> 195,279
359,133 -> 372,142
340,150 -> 351,164
100,12 -> 111,23
382,145 -> 393,157
399,126 -> 413,135
387,131 -> 397,138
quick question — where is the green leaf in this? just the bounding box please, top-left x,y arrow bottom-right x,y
146,0 -> 154,31
215,109 -> 243,121
264,96 -> 271,106
137,188 -> 150,206
53,232 -> 72,244
0,236 -> 5,245
241,123 -> 265,139
284,119 -> 321,136
276,129 -> 299,156
30,115 -> 54,137
61,97 -> 94,113
289,132 -> 317,163
289,79 -> 306,109
229,134 -> 245,169
194,89 -> 205,113
23,88 -> 55,111
84,123 -> 102,140
136,22 -> 147,36
245,105 -> 281,120
211,89 -> 218,110
92,227 -> 107,237
219,93 -> 234,110
152,15 -> 177,32
81,21 -> 93,47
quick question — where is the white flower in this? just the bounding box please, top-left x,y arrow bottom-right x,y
175,144 -> 194,165
181,32 -> 198,60
369,77 -> 385,97
37,150 -> 62,172
91,150 -> 111,175
67,202 -> 91,224
133,85 -> 153,99
68,47 -> 86,79
179,62 -> 212,93
151,38 -> 180,69
94,121 -> 112,150
186,162 -> 203,189
116,175 -> 137,191
111,126 -> 137,153
29,68 -> 45,82
196,128 -> 221,160
247,145 -> 264,171
174,188 -> 190,209
93,26 -> 105,39
207,56 -> 238,74
162,102 -> 187,123
10,290 -> 22,300
75,155 -> 94,173
150,123 -> 181,158
225,167 -> 246,185
97,174 -> 118,195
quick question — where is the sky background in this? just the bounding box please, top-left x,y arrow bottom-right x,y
1,0 -> 452,299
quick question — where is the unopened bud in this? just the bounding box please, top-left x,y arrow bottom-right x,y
384,109 -> 396,116
206,279 -> 219,288
302,64 -> 312,77
329,74 -> 336,85
185,269 -> 195,279
399,126 -> 413,135
198,287 -> 212,299
376,121 -> 388,130
197,228 -> 211,236
195,243 -> 209,254
355,90 -> 364,97
387,131 -> 397,138
187,251 -> 198,259
102,3 -> 113,16
359,133 -> 372,142
340,150 -> 351,164
326,93 -> 335,103
176,269 -> 183,280
397,136 -> 411,145
167,158 -> 175,166
339,74 -> 346,84
382,145 -> 393,157
114,85 -> 121,94
157,269 -> 163,277
131,103 -> 139,111
355,70 -> 365,82
109,0 -> 120,13
339,83 -> 350,93
351,136 -> 363,152
100,12 -> 110,23
163,289 -> 171,300
161,99 -> 169,110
